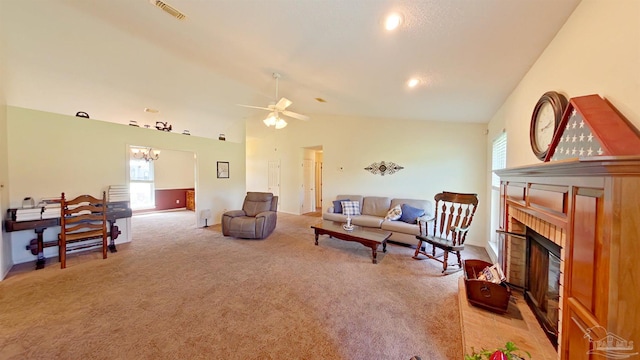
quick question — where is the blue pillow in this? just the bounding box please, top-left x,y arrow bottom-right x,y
333,199 -> 350,213
399,204 -> 425,224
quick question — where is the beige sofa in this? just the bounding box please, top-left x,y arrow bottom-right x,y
322,195 -> 433,246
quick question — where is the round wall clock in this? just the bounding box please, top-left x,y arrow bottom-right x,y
530,91 -> 568,161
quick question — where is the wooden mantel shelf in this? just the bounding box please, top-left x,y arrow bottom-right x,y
495,155 -> 640,178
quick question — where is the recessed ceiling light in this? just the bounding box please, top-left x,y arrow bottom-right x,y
407,78 -> 420,88
385,13 -> 403,31
315,97 -> 327,103
144,108 -> 159,113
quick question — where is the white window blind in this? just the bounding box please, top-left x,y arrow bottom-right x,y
491,132 -> 507,188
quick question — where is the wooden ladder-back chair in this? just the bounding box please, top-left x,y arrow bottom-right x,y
413,191 -> 479,273
59,192 -> 108,269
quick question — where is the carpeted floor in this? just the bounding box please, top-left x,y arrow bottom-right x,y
0,211 -> 489,359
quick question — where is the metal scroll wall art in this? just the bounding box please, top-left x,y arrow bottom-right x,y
364,161 -> 404,176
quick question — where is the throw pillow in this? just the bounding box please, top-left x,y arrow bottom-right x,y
341,201 -> 361,216
385,205 -> 402,221
399,204 -> 425,224
333,199 -> 349,213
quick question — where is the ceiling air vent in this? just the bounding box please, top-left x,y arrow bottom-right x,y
149,0 -> 187,20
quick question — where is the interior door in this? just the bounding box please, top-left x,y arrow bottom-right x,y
302,159 -> 315,213
315,161 -> 322,210
268,160 -> 280,200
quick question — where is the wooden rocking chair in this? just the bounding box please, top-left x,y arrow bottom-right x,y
413,191 -> 478,273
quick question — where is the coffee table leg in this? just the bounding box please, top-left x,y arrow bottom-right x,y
372,247 -> 378,264
314,233 -> 319,246
383,241 -> 387,253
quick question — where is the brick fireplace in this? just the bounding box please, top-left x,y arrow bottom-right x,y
508,209 -> 565,281
495,96 -> 640,359
496,156 -> 640,359
505,208 -> 565,288
505,208 -> 566,348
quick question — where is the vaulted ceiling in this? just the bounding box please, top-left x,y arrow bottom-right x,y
2,0 -> 581,139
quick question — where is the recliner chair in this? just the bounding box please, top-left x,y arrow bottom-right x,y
221,192 -> 278,239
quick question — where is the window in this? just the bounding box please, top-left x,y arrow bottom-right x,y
489,132 -> 507,249
130,158 -> 155,209
491,132 -> 507,188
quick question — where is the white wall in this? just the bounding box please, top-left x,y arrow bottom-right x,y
484,0 -> 640,259
0,0 -> 10,278
0,141 -> 7,278
5,106 -> 246,265
487,0 -> 640,168
153,149 -> 195,189
247,114 -> 488,246
1,0 -> 251,144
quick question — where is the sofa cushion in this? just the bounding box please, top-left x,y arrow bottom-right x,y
390,198 -> 433,218
381,219 -> 421,235
385,204 -> 402,221
351,215 -> 384,228
399,203 -> 425,224
341,201 -> 361,216
323,212 -> 348,222
362,197 -> 392,217
333,199 -> 349,213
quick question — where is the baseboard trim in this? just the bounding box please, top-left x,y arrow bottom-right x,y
485,242 -> 498,263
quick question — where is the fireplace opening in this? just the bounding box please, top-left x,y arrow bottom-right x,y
525,228 -> 561,349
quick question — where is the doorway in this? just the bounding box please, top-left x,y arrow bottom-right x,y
301,146 -> 323,215
128,145 -> 196,218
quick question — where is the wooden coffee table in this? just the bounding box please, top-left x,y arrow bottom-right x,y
311,221 -> 391,264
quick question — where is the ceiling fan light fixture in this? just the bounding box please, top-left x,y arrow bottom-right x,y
238,72 -> 309,127
263,112 -> 278,127
274,118 -> 288,129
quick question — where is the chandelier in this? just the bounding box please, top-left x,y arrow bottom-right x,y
131,147 -> 160,161
263,112 -> 287,129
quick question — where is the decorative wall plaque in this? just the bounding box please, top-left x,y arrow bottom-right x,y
364,161 -> 404,176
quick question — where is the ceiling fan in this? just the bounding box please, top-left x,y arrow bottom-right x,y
238,73 -> 310,129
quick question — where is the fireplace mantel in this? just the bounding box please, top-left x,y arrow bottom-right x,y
496,156 -> 640,360
496,155 -> 640,178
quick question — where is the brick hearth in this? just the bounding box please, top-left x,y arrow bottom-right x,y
458,277 -> 557,359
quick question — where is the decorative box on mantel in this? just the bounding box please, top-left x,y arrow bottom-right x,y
545,94 -> 640,161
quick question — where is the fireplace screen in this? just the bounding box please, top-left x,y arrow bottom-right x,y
526,228 -> 561,348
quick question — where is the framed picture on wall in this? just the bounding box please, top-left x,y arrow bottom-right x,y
217,161 -> 229,178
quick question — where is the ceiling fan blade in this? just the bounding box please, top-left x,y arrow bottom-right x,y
282,110 -> 310,121
275,97 -> 293,110
237,104 -> 271,111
